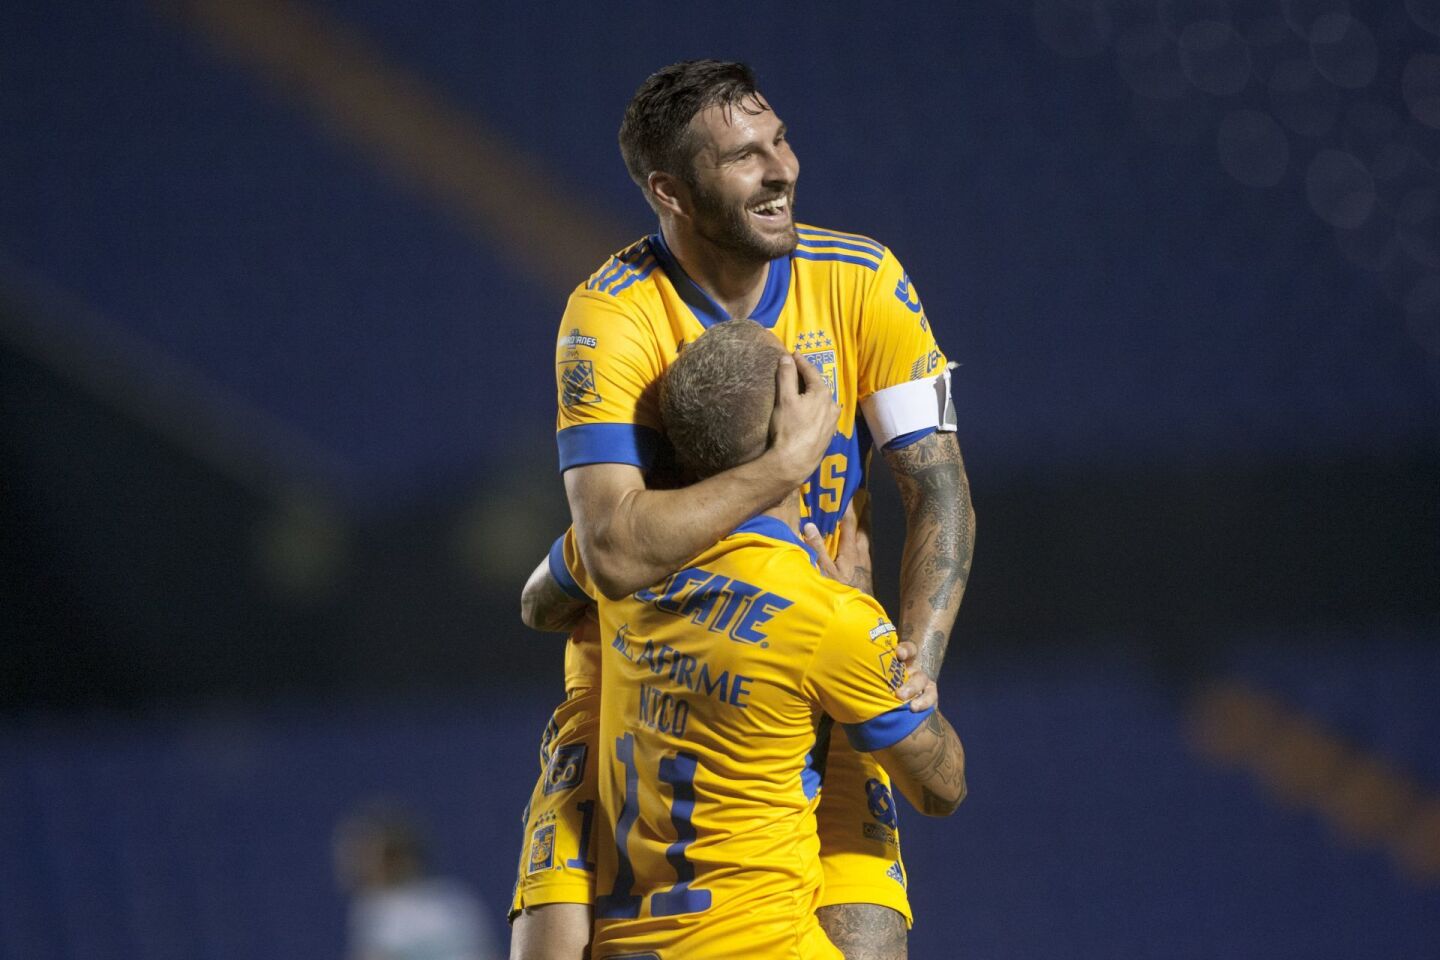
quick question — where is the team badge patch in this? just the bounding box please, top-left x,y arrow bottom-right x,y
794,330 -> 838,400
527,823 -> 556,874
543,742 -> 587,795
559,359 -> 601,406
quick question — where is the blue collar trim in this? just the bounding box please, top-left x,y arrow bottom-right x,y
651,231 -> 791,329
732,515 -> 821,569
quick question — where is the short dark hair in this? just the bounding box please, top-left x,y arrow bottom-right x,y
619,60 -> 766,197
660,319 -> 784,480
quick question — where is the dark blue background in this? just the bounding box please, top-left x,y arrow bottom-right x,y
2,1 -> 1437,957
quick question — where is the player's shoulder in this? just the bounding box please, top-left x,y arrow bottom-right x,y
793,223 -> 894,275
718,521 -> 864,609
572,235 -> 662,303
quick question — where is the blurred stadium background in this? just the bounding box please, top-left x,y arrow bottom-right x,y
3,1 -> 1438,957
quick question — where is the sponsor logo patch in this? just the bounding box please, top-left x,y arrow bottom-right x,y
866,777 -> 899,829
863,822 -> 900,847
559,328 -> 598,349
909,349 -> 942,380
886,860 -> 907,888
543,743 -> 587,795
893,272 -> 924,315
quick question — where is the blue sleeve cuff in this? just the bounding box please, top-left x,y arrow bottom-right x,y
883,426 -> 936,451
843,703 -> 934,752
547,536 -> 587,600
557,423 -> 660,472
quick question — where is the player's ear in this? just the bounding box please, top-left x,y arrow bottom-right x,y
648,170 -> 688,219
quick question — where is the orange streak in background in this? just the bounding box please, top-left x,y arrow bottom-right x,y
156,0 -> 631,293
1188,680 -> 1440,884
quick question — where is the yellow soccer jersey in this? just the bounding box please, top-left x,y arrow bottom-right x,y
555,225 -> 952,564
552,517 -> 930,960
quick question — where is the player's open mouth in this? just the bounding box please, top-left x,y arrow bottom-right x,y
748,196 -> 790,223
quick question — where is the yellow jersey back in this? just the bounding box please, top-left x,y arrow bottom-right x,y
554,518 -> 930,959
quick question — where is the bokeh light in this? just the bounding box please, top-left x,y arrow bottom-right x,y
1217,109 -> 1290,187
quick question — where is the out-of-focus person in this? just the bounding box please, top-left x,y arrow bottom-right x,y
334,802 -> 500,960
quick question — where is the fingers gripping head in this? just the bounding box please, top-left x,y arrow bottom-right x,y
660,319 -> 785,480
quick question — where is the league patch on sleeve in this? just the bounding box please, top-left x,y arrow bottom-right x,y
878,648 -> 906,691
527,823 -> 556,874
543,743 -> 588,795
559,359 -> 602,406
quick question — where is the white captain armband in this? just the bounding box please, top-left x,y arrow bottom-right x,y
860,363 -> 958,448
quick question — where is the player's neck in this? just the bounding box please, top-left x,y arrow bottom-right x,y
661,222 -> 770,320
761,490 -> 802,531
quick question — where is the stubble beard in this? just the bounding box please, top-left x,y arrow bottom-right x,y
691,182 -> 798,264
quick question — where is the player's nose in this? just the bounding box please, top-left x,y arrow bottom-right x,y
761,145 -> 798,188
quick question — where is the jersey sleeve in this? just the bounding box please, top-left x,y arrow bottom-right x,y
855,248 -> 956,449
548,527 -> 597,602
554,288 -> 666,472
801,591 -> 934,752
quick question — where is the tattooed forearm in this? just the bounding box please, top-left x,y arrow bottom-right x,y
816,902 -> 908,960
883,431 -> 975,677
880,710 -> 967,817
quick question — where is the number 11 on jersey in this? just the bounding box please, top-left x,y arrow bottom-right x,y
595,733 -> 713,919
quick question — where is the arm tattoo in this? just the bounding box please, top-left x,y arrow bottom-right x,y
883,432 -> 974,677
900,711 -> 967,815
816,903 -> 908,960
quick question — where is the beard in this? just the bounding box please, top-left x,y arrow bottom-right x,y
689,181 -> 798,263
